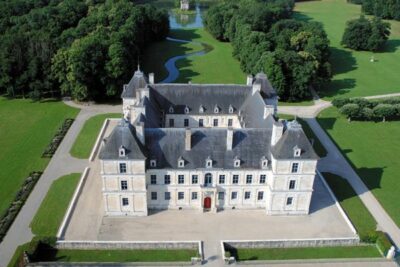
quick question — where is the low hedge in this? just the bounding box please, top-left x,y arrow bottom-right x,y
42,118 -> 74,158
375,231 -> 392,256
0,172 -> 42,243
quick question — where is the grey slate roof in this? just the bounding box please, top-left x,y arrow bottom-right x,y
99,120 -> 146,160
149,84 -> 252,114
121,69 -> 148,98
240,92 -> 274,128
271,121 -> 319,160
254,72 -> 276,97
145,128 -> 272,169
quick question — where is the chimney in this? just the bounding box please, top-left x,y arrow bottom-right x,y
263,105 -> 274,119
185,128 -> 191,151
135,122 -> 145,145
252,82 -> 261,95
271,122 -> 284,146
149,73 -> 155,84
246,75 -> 253,86
227,128 -> 233,151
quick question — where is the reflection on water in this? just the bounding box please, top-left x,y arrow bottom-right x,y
169,4 -> 205,29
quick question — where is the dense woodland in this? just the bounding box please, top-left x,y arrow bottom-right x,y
204,0 -> 331,101
348,0 -> 400,20
0,0 -> 169,101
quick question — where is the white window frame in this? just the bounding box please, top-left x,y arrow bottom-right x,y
121,180 -> 128,190
165,192 -> 171,200
291,163 -> 299,173
218,192 -> 224,200
178,159 -> 185,168
119,163 -> 127,174
244,191 -> 251,200
184,106 -> 190,114
184,118 -> 189,127
178,175 -> 185,184
150,175 -> 157,185
257,191 -> 264,201
286,197 -> 294,206
259,175 -> 266,184
232,175 -> 239,184
192,192 -> 198,200
122,197 -> 129,206
289,179 -> 296,190
234,159 -> 240,168
164,175 -> 171,184
246,175 -> 252,184
192,175 -> 198,184
150,160 -> 156,167
151,192 -> 157,200
178,192 -> 184,200
231,191 -> 238,200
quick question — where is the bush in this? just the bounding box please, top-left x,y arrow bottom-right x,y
375,231 -> 392,256
373,104 -> 397,122
42,118 -> 74,158
340,103 -> 360,121
360,230 -> 378,243
332,97 -> 351,108
362,107 -> 374,120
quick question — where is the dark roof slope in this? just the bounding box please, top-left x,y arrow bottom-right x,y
271,121 -> 319,160
240,92 -> 274,128
121,70 -> 148,98
254,72 -> 276,97
99,120 -> 146,160
145,128 -> 272,169
149,84 -> 252,114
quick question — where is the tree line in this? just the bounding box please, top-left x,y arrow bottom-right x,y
356,0 -> 400,21
0,0 -> 169,101
204,0 -> 331,101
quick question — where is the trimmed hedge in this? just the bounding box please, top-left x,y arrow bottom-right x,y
375,231 -> 392,256
0,172 -> 42,243
42,118 -> 74,158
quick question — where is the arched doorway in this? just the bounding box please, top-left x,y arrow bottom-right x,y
204,197 -> 211,209
204,173 -> 212,187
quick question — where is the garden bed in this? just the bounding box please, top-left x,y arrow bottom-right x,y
42,118 -> 74,158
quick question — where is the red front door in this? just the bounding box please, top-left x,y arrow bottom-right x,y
204,197 -> 211,209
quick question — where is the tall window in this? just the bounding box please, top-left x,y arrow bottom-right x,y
121,180 -> 128,190
122,198 -> 129,206
169,118 -> 174,127
289,180 -> 296,190
259,175 -> 266,184
213,119 -> 218,127
291,163 -> 299,173
286,197 -> 293,205
164,175 -> 171,184
178,175 -> 185,184
184,119 -> 189,127
199,119 -> 204,127
244,191 -> 251,200
119,163 -> 127,174
228,119 -> 233,127
246,175 -> 252,184
204,173 -> 212,186
232,175 -> 239,184
219,175 -> 225,184
231,191 -> 238,200
151,192 -> 157,200
150,175 -> 157,185
192,192 -> 198,200
165,192 -> 171,200
257,191 -> 264,200
218,192 -> 224,200
178,192 -> 184,200
192,175 -> 198,184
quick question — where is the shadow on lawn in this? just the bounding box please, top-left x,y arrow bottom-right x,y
378,39 -> 400,53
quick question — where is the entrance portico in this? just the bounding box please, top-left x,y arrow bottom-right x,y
201,187 -> 217,212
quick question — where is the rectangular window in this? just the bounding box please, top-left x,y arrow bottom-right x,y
231,191 -> 238,200
121,180 -> 128,190
286,197 -> 293,205
178,175 -> 185,184
150,175 -> 157,185
228,118 -> 233,127
151,192 -> 157,200
289,180 -> 296,190
259,175 -> 266,184
199,119 -> 204,127
291,163 -> 299,173
232,175 -> 239,184
165,192 -> 171,200
218,192 -> 225,200
184,118 -> 189,127
122,197 -> 129,206
192,175 -> 198,184
119,163 -> 127,174
246,175 -> 252,184
178,192 -> 184,200
244,191 -> 251,200
164,175 -> 171,184
213,119 -> 218,127
219,175 -> 225,184
169,118 -> 174,127
257,191 -> 264,200
192,192 -> 198,200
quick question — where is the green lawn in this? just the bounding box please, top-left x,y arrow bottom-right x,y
38,249 -> 197,262
233,245 -> 381,261
323,172 -> 377,238
278,99 -> 315,106
318,107 -> 400,226
70,113 -> 121,159
30,173 -> 81,236
7,242 -> 30,267
0,97 -> 79,217
295,0 -> 400,99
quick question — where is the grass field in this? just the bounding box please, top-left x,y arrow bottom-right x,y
70,113 -> 121,159
0,97 -> 79,217
323,172 -> 377,237
38,249 -> 197,262
318,107 -> 400,226
30,173 -> 81,236
233,245 -> 381,261
295,0 -> 400,99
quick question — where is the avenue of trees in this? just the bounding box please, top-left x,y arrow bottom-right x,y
0,0 -> 169,101
362,0 -> 400,21
204,0 -> 331,101
341,16 -> 391,51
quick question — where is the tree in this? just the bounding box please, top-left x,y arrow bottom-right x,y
373,104 -> 397,122
332,97 -> 351,108
340,103 -> 361,121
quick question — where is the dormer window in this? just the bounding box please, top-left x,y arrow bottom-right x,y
184,106 -> 190,114
294,146 -> 301,157
199,105 -> 205,113
178,157 -> 185,168
229,105 -> 234,114
234,156 -> 241,168
119,146 -> 126,157
206,157 -> 213,168
169,106 -> 174,113
261,156 -> 268,169
150,159 -> 157,167
214,105 -> 220,114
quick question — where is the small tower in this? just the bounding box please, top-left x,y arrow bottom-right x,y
180,0 -> 189,11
